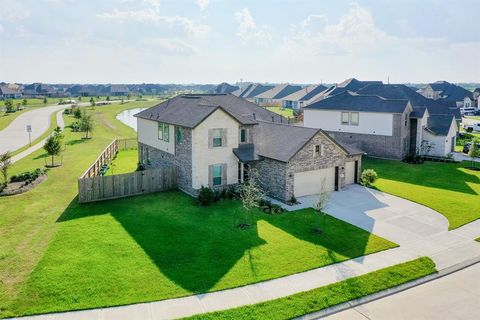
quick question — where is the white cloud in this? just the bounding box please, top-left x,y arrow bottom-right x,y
97,9 -> 210,37
234,8 -> 272,44
196,0 -> 209,11
148,38 -> 196,55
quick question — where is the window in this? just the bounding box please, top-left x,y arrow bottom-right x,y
213,129 -> 222,147
163,123 -> 169,142
176,126 -> 183,144
404,114 -> 408,127
213,165 -> 222,186
314,145 -> 320,156
341,112 -> 349,125
240,128 -> 247,143
350,112 -> 359,126
158,123 -> 163,140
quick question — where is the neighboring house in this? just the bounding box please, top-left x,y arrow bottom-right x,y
473,88 -> 480,109
304,91 -> 457,159
212,82 -> 239,94
254,84 -> 303,106
232,83 -> 274,102
281,85 -> 328,109
0,85 -> 23,100
23,83 -> 58,97
313,78 -> 383,102
418,81 -> 473,109
135,94 -> 362,201
106,84 -> 129,96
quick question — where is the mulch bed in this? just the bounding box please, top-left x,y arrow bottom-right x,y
465,166 -> 480,171
0,174 -> 47,196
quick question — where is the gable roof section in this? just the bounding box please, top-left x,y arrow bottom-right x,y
134,94 -> 283,128
425,114 -> 455,136
255,84 -> 303,99
428,81 -> 472,101
305,91 -> 410,114
281,85 -> 328,102
253,121 -> 350,162
213,82 -> 239,94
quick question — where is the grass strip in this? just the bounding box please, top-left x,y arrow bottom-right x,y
186,257 -> 436,320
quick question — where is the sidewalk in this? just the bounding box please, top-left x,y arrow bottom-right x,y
11,110 -> 65,163
10,186 -> 480,320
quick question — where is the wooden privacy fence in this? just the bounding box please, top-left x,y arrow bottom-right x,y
80,139 -> 138,179
78,138 -> 177,203
78,167 -> 177,203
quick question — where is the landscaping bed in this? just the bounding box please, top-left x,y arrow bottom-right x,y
0,169 -> 47,196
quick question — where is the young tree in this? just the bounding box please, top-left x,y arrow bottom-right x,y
4,99 -> 14,113
468,138 -> 480,169
22,98 -> 27,108
419,140 -> 434,157
127,93 -> 131,101
43,135 -> 62,167
106,95 -> 110,101
0,151 -> 12,186
16,103 -> 21,111
312,179 -> 331,235
89,97 -> 96,108
73,107 -> 82,119
80,110 -> 94,139
237,169 -> 265,228
43,97 -> 48,104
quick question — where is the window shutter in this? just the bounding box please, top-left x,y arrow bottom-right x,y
208,165 -> 213,187
221,163 -> 227,186
222,128 -> 227,147
208,129 -> 213,149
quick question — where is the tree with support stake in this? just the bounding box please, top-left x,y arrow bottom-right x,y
468,138 -> 480,170
312,179 -> 331,235
235,169 -> 265,229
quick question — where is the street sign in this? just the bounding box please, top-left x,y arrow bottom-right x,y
26,125 -> 32,132
26,125 -> 32,146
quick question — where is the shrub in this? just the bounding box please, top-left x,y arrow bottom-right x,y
197,186 -> 216,206
289,195 -> 297,204
136,163 -> 146,171
360,169 -> 378,187
259,199 -> 285,215
10,168 -> 44,184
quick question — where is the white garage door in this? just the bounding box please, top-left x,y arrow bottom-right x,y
345,161 -> 356,185
294,168 -> 335,197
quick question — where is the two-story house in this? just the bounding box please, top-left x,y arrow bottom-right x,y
304,90 -> 457,159
135,94 -> 362,201
418,81 -> 473,109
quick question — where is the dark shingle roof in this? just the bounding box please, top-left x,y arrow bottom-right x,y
305,91 -> 410,114
134,94 -> 283,128
428,81 -> 472,101
281,85 -> 328,102
426,115 -> 455,136
243,84 -> 274,98
232,144 -> 260,162
213,82 -> 239,94
255,84 -> 303,99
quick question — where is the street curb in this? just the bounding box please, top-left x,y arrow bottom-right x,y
297,256 -> 480,319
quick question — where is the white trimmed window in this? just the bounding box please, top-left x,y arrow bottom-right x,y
341,112 -> 349,125
158,122 -> 169,141
213,129 -> 222,147
350,112 -> 359,126
212,165 -> 222,186
240,128 -> 248,143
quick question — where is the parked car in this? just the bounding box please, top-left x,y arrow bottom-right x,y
463,123 -> 480,132
463,142 -> 480,154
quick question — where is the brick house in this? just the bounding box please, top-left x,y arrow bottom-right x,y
135,94 -> 362,202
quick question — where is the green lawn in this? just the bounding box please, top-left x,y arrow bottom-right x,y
187,257 -> 436,320
105,148 -> 138,175
5,193 -> 396,317
0,102 -> 396,318
265,106 -> 294,118
364,157 -> 480,230
0,100 -> 158,318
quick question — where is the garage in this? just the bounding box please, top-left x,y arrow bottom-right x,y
345,161 -> 357,185
294,167 -> 336,197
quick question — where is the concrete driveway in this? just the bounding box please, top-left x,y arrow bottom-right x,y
0,105 -> 66,154
294,185 -> 480,270
324,262 -> 480,320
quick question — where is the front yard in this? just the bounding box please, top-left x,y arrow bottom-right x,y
364,157 -> 480,230
6,192 -> 396,317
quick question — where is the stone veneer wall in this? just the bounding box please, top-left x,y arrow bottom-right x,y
251,158 -> 287,200
285,131 -> 347,201
327,113 -> 410,160
139,126 -> 195,196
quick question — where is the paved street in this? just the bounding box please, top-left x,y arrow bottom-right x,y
0,105 -> 66,154
12,185 -> 480,320
324,262 -> 480,320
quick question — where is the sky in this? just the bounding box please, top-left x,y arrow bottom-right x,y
0,0 -> 479,84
